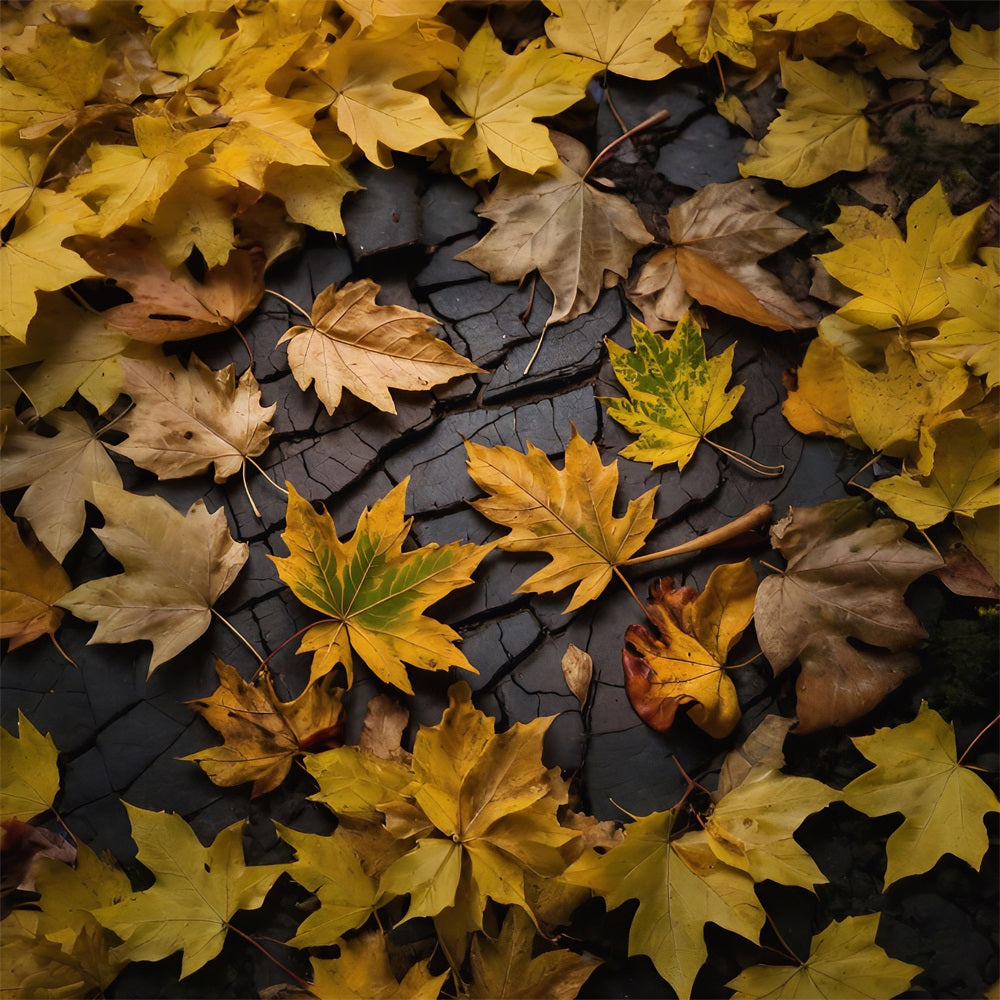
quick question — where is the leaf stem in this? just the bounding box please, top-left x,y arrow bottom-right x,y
241,460 -> 262,519
95,400 -> 136,437
522,324 -> 548,376
764,910 -> 805,966
581,108 -> 670,182
227,923 -> 312,992
48,632 -> 80,669
706,439 -> 784,477
232,321 -> 255,370
264,288 -> 314,323
957,712 -> 1000,766
246,457 -> 289,496
614,566 -> 650,618
623,503 -> 773,566
210,608 -> 264,665
253,619 -> 339,679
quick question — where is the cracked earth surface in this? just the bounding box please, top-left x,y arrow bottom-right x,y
3,75 -> 997,999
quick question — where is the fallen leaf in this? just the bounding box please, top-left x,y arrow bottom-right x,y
469,905 -> 600,999
455,132 -> 652,327
739,55 -> 886,188
957,505 -> 999,585
705,764 -> 839,888
74,229 -> 265,342
1,819 -> 75,892
271,480 -> 489,692
465,426 -> 657,613
937,24 -> 1000,125
109,353 -> 275,482
0,710 -> 60,824
623,560 -> 756,739
868,419 -> 1000,529
600,313 -> 744,471
544,0 -> 687,80
716,714 -> 796,800
675,1 -> 759,67
629,179 -> 811,331
561,644 -> 593,708
307,931 -> 447,1000
843,702 -> 1000,887
565,811 -> 764,999
275,825 -> 380,948
728,914 -> 922,999
57,484 -> 248,676
306,746 -> 413,826
754,499 -> 943,732
278,279 -> 481,415
0,511 -> 71,650
91,804 -> 284,978
2,409 -> 122,562
752,0 -> 923,49
446,22 -> 596,181
184,660 -> 345,797
359,694 -> 410,761
781,337 -> 863,446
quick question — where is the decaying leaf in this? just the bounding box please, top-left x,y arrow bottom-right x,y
446,22 -> 596,182
469,905 -> 600,999
271,480 -> 489,692
465,426 -> 657,613
0,511 -> 71,650
57,485 -> 248,676
455,133 -> 652,327
0,711 -> 60,824
566,811 -> 764,999
601,314 -> 744,471
2,409 -> 123,562
715,714 -> 796,800
110,353 -> 275,483
184,661 -> 345,798
359,694 -> 410,762
91,805 -> 284,979
629,179 -> 812,331
754,499 -> 943,732
561,643 -> 593,709
843,702 -> 1000,887
278,279 -> 481,415
623,560 -> 756,739
739,55 -> 886,187
728,914 -> 923,999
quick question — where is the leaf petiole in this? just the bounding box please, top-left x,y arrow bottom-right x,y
706,439 -> 784,477
264,288 -> 313,323
211,608 -> 264,665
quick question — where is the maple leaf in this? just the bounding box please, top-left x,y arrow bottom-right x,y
57,484 -> 248,676
728,914 -> 923,999
752,0 -> 923,50
674,0 -> 760,67
446,22 -> 596,182
566,811 -> 764,999
271,480 -> 489,692
278,279 -> 481,415
739,55 -> 886,188
754,499 -> 943,732
630,179 -> 811,331
91,804 -> 284,978
937,24 -> 1000,125
455,132 -> 652,326
465,426 -> 657,613
704,763 -> 839,889
623,560 -> 756,739
73,229 -> 265,343
0,511 -> 71,651
469,905 -> 600,999
306,745 -> 414,826
869,419 -> 1000,529
0,189 -> 100,342
843,702 -> 1000,887
109,353 -> 275,483
957,506 -> 999,586
183,660 -> 344,798
601,313 -> 744,471
818,183 -> 987,331
0,711 -> 60,824
2,409 -> 123,562
543,0 -> 687,80
275,824 -> 380,947
338,0 -> 447,31
306,931 -> 448,1000
781,337 -> 863,447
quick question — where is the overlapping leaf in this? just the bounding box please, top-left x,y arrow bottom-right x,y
465,426 -> 657,613
0,712 -> 60,825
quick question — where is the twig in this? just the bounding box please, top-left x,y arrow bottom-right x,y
706,439 -> 784,477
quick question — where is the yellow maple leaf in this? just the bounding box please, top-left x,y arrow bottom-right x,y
728,914 -> 922,999
781,337 -> 864,447
938,24 -> 1000,125
271,480 -> 489,692
446,21 -> 596,182
752,0 -> 923,50
675,0 -> 760,67
464,426 -> 657,613
544,0 -> 688,80
601,313 -> 744,471
739,54 -> 886,188
0,711 -> 60,824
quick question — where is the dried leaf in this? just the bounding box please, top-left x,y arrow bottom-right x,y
278,279 -> 481,415
359,694 -> 410,761
1,819 -> 75,892
465,426 -> 657,613
561,644 -> 593,708
716,714 -> 796,800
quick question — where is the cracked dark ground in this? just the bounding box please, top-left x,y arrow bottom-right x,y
3,70 -> 998,1000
